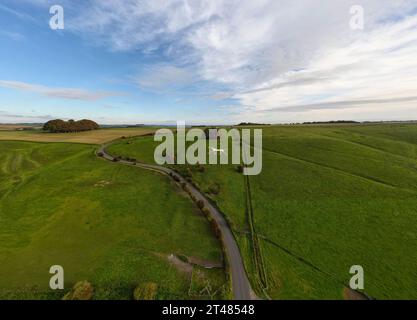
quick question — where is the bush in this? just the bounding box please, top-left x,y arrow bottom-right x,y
210,219 -> 221,239
187,167 -> 193,177
197,200 -> 205,209
133,282 -> 158,300
196,164 -> 205,173
208,183 -> 220,195
62,281 -> 94,300
182,169 -> 192,179
202,207 -> 211,217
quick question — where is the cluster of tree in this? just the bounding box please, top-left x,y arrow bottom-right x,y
303,120 -> 359,125
43,119 -> 99,133
237,122 -> 271,126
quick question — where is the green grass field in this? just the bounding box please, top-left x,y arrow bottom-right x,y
107,123 -> 417,299
0,141 -> 226,300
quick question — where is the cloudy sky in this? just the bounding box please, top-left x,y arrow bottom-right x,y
0,0 -> 417,124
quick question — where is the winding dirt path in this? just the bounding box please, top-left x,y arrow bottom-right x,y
97,143 -> 253,300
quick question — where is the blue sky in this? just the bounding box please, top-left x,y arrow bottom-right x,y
1,0 -> 417,124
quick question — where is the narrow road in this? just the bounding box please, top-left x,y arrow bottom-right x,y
97,144 -> 253,300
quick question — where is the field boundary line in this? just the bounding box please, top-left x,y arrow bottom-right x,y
259,235 -> 373,300
245,174 -> 270,298
241,141 -> 269,298
314,133 -> 417,163
262,146 -> 417,194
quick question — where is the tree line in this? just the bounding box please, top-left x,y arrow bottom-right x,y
43,119 -> 100,133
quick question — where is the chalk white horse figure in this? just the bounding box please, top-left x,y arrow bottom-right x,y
209,147 -> 225,154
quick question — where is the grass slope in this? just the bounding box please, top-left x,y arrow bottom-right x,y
0,141 -> 225,299
107,124 -> 417,299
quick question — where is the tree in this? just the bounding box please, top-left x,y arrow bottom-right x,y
43,119 -> 66,133
197,200 -> 205,209
43,119 -> 99,133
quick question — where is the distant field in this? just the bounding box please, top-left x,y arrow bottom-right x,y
0,127 -> 156,144
0,124 -> 39,131
108,123 -> 417,299
0,141 -> 225,299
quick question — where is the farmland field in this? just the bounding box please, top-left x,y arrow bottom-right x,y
0,141 -> 226,299
0,127 -> 156,144
107,123 -> 417,299
0,125 -> 40,131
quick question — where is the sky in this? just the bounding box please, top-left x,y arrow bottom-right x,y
0,0 -> 417,125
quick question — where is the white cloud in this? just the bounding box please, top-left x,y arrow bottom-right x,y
25,0 -> 417,121
0,30 -> 25,41
0,3 -> 37,22
0,80 -> 123,101
0,110 -> 54,123
135,64 -> 194,90
236,14 -> 417,116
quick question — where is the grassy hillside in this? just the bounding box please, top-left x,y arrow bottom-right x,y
107,124 -> 417,299
0,141 -> 226,299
